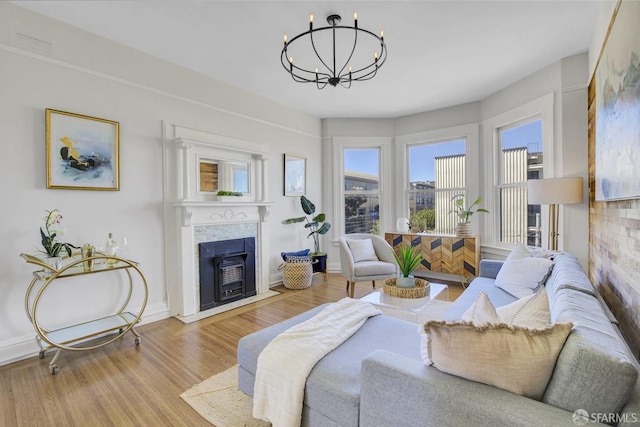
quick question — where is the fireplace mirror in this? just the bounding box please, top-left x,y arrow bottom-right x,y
199,159 -> 249,194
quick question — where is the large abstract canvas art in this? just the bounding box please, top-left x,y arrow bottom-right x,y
46,109 -> 120,190
595,0 -> 640,201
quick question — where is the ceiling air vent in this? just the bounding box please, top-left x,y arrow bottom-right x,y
11,32 -> 53,55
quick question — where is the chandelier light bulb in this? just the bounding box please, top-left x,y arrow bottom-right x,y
284,34 -> 288,43
309,13 -> 314,23
374,51 -> 379,60
289,56 -> 293,64
353,12 -> 358,20
380,30 -> 384,39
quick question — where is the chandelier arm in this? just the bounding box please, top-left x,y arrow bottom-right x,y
347,47 -> 387,78
338,78 -> 352,89
332,25 -> 386,80
316,79 -> 329,90
354,67 -> 378,82
282,49 -> 324,83
308,28 -> 334,76
282,27 -> 337,77
336,26 -> 358,78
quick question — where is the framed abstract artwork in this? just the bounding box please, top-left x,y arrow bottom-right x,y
46,109 -> 120,190
594,0 -> 640,201
283,153 -> 306,196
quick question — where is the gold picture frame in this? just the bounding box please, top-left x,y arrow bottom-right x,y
46,109 -> 120,190
283,153 -> 306,196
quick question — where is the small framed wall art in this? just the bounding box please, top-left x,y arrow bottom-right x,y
283,153 -> 306,196
46,109 -> 120,190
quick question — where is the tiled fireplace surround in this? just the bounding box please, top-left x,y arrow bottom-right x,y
166,124 -> 274,322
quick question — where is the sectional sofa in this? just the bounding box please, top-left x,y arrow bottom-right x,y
237,251 -> 640,426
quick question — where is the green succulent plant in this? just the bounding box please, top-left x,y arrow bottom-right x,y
392,245 -> 423,278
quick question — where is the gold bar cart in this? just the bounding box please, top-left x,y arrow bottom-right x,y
21,253 -> 149,375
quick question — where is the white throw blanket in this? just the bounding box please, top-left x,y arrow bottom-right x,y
252,297 -> 382,427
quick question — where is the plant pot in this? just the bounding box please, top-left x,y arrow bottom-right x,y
311,254 -> 327,273
396,276 -> 416,288
43,256 -> 62,276
455,222 -> 473,237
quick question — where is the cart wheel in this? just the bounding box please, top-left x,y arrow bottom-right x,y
39,350 -> 45,359
50,366 -> 59,375
134,337 -> 140,346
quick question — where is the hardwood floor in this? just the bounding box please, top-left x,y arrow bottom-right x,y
0,274 -> 463,426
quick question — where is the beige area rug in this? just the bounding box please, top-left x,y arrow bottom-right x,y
181,365 -> 270,427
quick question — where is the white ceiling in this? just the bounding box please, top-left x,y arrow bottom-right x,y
12,1 -> 603,119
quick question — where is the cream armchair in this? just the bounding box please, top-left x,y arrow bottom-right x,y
339,234 -> 399,298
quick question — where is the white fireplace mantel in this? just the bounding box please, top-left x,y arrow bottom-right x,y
174,201 -> 274,226
165,126 -> 275,320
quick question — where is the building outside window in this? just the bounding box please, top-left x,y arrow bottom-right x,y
407,139 -> 466,234
344,148 -> 380,235
498,119 -> 543,246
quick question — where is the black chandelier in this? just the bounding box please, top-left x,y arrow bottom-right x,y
281,12 -> 387,89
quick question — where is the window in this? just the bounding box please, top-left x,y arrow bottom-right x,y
497,119 -> 542,246
344,148 -> 380,235
407,140 -> 466,234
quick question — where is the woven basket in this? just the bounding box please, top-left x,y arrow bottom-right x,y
278,256 -> 313,289
383,277 -> 430,298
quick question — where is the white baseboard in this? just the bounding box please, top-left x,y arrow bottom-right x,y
0,301 -> 170,367
269,271 -> 284,287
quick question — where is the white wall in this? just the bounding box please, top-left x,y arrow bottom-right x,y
588,0 -> 619,79
0,3 -> 321,365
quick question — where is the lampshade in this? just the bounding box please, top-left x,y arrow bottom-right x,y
527,177 -> 583,205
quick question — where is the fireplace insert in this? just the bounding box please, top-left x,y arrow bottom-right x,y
198,237 -> 256,311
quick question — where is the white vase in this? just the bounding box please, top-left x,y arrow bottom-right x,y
43,256 -> 62,276
396,218 -> 410,233
396,276 -> 416,288
455,222 -> 473,237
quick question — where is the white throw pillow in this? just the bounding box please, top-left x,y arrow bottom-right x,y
526,245 -> 561,259
495,243 -> 553,298
461,292 -> 501,326
346,239 -> 379,263
497,287 -> 550,328
461,288 -> 550,328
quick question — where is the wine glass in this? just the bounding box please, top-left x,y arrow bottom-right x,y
119,236 -> 128,259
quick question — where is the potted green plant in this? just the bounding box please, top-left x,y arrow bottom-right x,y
39,209 -> 78,273
216,190 -> 246,201
392,245 -> 424,288
450,194 -> 489,237
283,195 -> 331,272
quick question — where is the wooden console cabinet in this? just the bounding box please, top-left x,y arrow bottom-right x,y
385,233 -> 480,282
